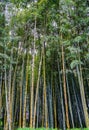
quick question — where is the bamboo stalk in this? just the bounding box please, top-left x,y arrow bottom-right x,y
61,45 -> 70,129
30,17 -> 36,128
33,52 -> 42,128
23,54 -> 29,127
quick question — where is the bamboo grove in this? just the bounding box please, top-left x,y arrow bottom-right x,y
0,0 -> 89,130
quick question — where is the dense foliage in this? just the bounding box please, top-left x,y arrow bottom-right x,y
0,0 -> 89,130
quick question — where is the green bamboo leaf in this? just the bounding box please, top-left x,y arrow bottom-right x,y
67,46 -> 82,54
70,60 -> 83,69
85,53 -> 89,60
0,53 -> 10,61
74,36 -> 82,43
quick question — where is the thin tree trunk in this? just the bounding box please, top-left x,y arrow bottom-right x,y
71,75 -> 83,128
61,45 -> 70,129
23,55 -> 29,127
4,109 -> 8,130
8,48 -> 13,130
14,86 -> 19,127
0,73 -> 2,116
30,17 -> 36,128
49,80 -> 53,128
42,86 -> 45,127
77,65 -> 89,127
53,79 -> 57,128
19,58 -> 24,128
4,60 -> 11,130
43,42 -> 48,128
54,95 -> 57,128
33,53 -> 42,128
36,94 -> 39,128
66,73 -> 74,128
11,56 -> 18,129
57,59 -> 66,130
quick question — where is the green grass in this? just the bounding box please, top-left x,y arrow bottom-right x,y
16,128 -> 89,130
16,128 -> 57,130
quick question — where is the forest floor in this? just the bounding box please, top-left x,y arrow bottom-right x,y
0,128 -> 89,130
